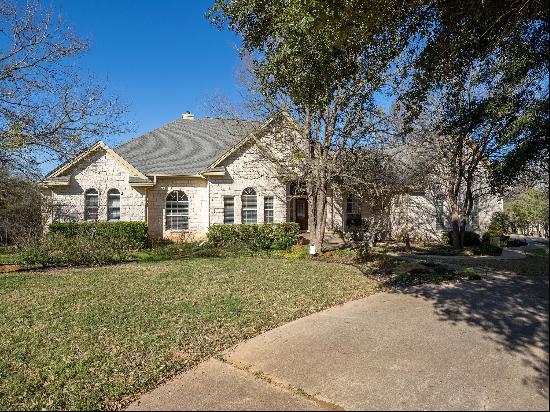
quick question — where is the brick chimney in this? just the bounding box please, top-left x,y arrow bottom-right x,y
182,111 -> 194,120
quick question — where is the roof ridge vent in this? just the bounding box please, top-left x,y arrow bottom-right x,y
182,111 -> 194,120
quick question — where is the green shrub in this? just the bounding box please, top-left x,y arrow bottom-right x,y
356,241 -> 372,261
424,244 -> 458,256
471,243 -> 503,256
481,233 -> 510,245
207,223 -> 300,250
457,267 -> 482,280
442,230 -> 481,247
49,221 -> 148,249
481,212 -> 509,243
485,212 -> 507,236
20,232 -> 137,267
282,245 -> 310,259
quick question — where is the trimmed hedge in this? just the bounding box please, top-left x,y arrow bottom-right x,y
49,221 -> 148,249
442,230 -> 481,247
21,232 -> 137,267
208,223 -> 300,250
472,243 -> 503,256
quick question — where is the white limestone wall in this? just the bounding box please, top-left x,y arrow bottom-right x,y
478,195 -> 504,232
208,141 -> 287,226
48,150 -> 146,223
326,189 -> 344,232
390,190 -> 503,241
146,177 -> 209,240
390,192 -> 443,240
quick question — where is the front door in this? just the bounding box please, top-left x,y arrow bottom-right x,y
295,198 -> 308,231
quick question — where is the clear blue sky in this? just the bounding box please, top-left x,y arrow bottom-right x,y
52,0 -> 243,147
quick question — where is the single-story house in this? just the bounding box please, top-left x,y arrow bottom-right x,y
41,113 -> 502,241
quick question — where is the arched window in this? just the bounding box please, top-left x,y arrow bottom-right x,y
166,190 -> 189,230
107,189 -> 121,221
241,187 -> 257,224
84,189 -> 99,221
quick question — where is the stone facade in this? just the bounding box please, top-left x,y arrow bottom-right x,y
208,141 -> 287,226
147,177 -> 208,240
45,140 -> 503,242
47,150 -> 146,224
46,142 -> 289,239
390,189 -> 503,241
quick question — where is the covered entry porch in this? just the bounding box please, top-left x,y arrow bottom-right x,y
286,182 -> 349,235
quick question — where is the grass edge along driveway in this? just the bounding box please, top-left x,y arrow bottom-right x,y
0,257 -> 379,410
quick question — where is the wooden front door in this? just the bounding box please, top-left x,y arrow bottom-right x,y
295,198 -> 308,231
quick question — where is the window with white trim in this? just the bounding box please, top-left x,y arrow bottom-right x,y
241,187 -> 257,224
165,190 -> 189,230
264,196 -> 274,223
84,189 -> 99,221
346,194 -> 361,228
107,189 -> 121,221
223,196 -> 234,224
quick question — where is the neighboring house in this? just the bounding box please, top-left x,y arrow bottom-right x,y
41,114 -> 502,240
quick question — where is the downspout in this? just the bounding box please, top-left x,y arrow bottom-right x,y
144,187 -> 148,224
50,188 -> 55,231
146,174 -> 158,223
207,178 -> 211,229
144,175 -> 157,237
330,191 -> 334,231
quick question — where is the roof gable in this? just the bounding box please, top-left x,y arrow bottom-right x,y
46,141 -> 147,180
209,113 -> 295,169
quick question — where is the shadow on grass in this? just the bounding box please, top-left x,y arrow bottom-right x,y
403,272 -> 549,399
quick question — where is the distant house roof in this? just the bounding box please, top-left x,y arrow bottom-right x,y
114,117 -> 261,176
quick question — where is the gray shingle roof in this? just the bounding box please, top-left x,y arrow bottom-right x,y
128,176 -> 154,185
114,117 -> 261,176
45,176 -> 70,183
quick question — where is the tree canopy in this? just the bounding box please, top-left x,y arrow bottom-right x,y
401,0 -> 549,188
504,189 -> 549,237
208,0 -> 549,248
209,0 -> 421,110
210,0 -> 548,189
0,0 -> 130,177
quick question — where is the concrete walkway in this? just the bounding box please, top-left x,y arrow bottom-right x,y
128,272 -> 548,411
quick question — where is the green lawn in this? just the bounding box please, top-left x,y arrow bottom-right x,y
0,257 -> 378,410
0,250 -> 20,265
424,252 -> 549,276
526,245 -> 549,258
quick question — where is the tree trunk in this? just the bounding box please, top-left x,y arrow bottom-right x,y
307,184 -> 327,254
449,196 -> 463,248
459,217 -> 467,246
315,187 -> 328,251
451,214 -> 462,248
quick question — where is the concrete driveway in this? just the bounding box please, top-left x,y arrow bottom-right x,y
128,271 -> 549,411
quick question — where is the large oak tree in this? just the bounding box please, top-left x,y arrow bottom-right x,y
209,0 -> 421,251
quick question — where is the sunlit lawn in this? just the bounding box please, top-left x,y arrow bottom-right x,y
0,257 -> 378,410
424,249 -> 549,276
0,250 -> 20,265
